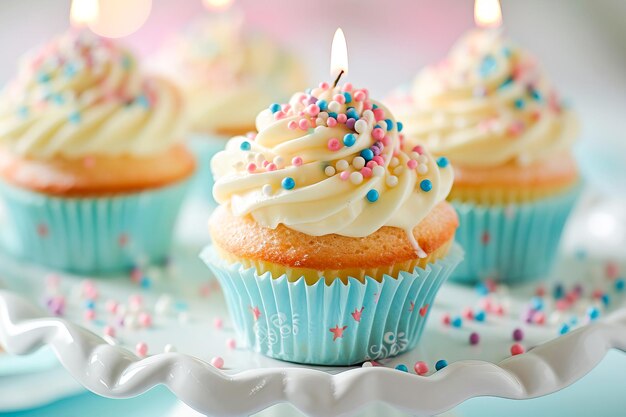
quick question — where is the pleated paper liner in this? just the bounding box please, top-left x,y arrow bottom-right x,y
0,179 -> 190,275
450,186 -> 581,285
201,244 -> 463,366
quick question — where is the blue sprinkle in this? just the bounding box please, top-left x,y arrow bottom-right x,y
37,72 -> 51,83
514,98 -> 525,109
530,297 -> 544,311
475,282 -> 489,296
479,55 -> 497,77
569,316 -> 578,326
615,279 -> 625,292
85,300 -> 95,310
588,307 -> 600,320
451,316 -> 462,328
269,103 -> 281,113
397,121 -> 404,132
372,104 -> 379,109
68,111 -> 81,124
140,276 -> 152,289
498,77 -> 514,90
384,119 -> 393,131
559,323 -> 570,335
502,47 -> 512,58
328,112 -> 338,119
530,89 -> 543,101
360,149 -> 374,162
281,177 -> 295,190
366,189 -> 379,203
317,100 -> 328,111
553,284 -> 564,300
420,179 -> 433,192
601,294 -> 610,307
51,93 -> 65,105
343,133 -> 356,147
437,157 -> 449,168
135,95 -> 150,109
343,92 -> 352,103
395,364 -> 408,372
435,359 -> 448,371
240,141 -> 251,151
64,63 -> 77,78
474,310 -> 486,322
346,108 -> 360,120
174,301 -> 188,311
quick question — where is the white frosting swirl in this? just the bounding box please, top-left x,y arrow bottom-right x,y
212,84 -> 453,255
0,30 -> 185,159
158,15 -> 307,133
391,30 -> 578,168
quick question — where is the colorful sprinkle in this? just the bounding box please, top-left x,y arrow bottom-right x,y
360,149 -> 374,162
210,356 -> 224,369
437,157 -> 449,168
327,138 -> 341,151
136,342 -> 148,357
366,189 -> 379,203
420,179 -> 433,192
414,361 -> 429,375
292,156 -> 303,167
510,343 -> 525,356
281,177 -> 296,190
395,364 -> 408,372
240,141 -> 251,151
269,103 -> 281,113
469,332 -> 480,345
343,133 -> 357,147
435,359 -> 448,371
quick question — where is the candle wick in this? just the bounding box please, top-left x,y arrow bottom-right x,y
332,70 -> 344,88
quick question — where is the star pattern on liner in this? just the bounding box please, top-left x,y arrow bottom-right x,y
249,306 -> 261,321
37,223 -> 49,238
329,325 -> 347,341
351,307 -> 364,322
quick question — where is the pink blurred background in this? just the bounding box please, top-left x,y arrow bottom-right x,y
1,0 -> 625,182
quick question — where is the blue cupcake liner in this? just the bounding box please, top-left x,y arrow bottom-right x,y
450,187 -> 582,285
0,179 -> 190,275
187,133 -> 229,205
201,244 -> 463,366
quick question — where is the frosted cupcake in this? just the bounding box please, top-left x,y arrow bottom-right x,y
389,30 -> 580,284
0,31 -> 195,274
158,15 -> 307,202
201,82 -> 462,365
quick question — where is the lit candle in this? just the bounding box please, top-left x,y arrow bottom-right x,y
330,28 -> 348,87
70,0 -> 99,27
203,0 -> 235,11
474,0 -> 502,29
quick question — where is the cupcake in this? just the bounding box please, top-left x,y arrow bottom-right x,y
201,82 -> 462,365
158,14 -> 307,203
388,30 -> 580,284
0,31 -> 195,274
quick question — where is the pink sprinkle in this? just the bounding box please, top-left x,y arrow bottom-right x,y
510,343 -> 525,356
535,286 -> 546,297
343,82 -> 353,92
606,262 -> 619,279
130,268 -> 142,282
287,120 -> 298,130
382,136 -> 391,146
354,91 -> 366,102
298,118 -> 309,130
373,156 -> 384,165
319,82 -> 329,89
282,104 -> 291,112
139,312 -> 152,328
292,156 -> 303,166
414,361 -> 429,376
407,159 -> 418,169
507,121 -> 525,137
373,108 -> 385,121
462,307 -> 474,320
136,342 -> 148,357
442,313 -> 451,325
246,163 -> 257,173
226,338 -> 237,350
340,171 -> 350,181
274,111 -> 285,120
412,145 -> 424,154
533,312 -> 546,325
210,356 -> 224,369
337,113 -> 347,124
361,167 -> 372,178
333,94 -> 346,104
366,161 -> 378,169
105,300 -> 119,314
372,128 -> 384,140
327,117 -> 338,127
214,318 -> 223,330
556,299 -> 570,311
129,294 -> 143,309
494,304 -> 505,316
362,101 -> 373,111
84,310 -> 96,321
327,138 -> 341,151
262,160 -> 269,168
104,326 -> 115,338
266,163 -> 277,171
306,104 -> 320,117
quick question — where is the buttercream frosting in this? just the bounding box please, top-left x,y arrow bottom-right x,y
390,30 -> 578,168
0,30 -> 185,159
212,83 -> 453,256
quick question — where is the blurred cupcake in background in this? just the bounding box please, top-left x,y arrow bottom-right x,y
156,14 -> 307,203
388,29 -> 581,284
0,30 -> 195,274
202,81 -> 462,365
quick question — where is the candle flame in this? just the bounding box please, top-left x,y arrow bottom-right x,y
203,0 -> 234,11
330,28 -> 348,82
70,0 -> 99,26
474,0 -> 502,29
